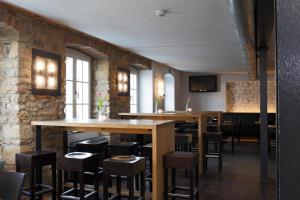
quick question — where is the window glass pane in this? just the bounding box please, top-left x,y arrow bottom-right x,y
132,90 -> 137,104
76,59 -> 83,81
66,81 -> 73,104
82,61 -> 89,82
130,74 -> 134,88
76,82 -> 83,104
66,57 -> 73,81
82,105 -> 89,119
83,83 -> 89,104
76,105 -> 83,119
65,104 -> 73,119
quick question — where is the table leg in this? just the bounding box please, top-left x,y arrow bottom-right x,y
35,125 -> 42,200
152,123 -> 175,200
35,125 -> 42,151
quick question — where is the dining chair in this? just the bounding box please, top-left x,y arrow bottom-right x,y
0,171 -> 25,200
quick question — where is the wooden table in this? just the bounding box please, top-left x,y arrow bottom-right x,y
31,119 -> 175,200
119,111 -> 223,173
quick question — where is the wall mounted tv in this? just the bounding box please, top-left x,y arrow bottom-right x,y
189,75 -> 217,92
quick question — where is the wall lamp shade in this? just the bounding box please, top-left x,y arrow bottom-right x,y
117,68 -> 129,96
32,49 -> 61,96
157,79 -> 164,97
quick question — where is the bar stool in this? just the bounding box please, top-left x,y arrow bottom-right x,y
103,156 -> 146,200
203,131 -> 223,172
57,152 -> 99,200
15,151 -> 56,200
140,143 -> 152,191
76,138 -> 108,166
163,152 -> 199,200
75,138 -> 108,185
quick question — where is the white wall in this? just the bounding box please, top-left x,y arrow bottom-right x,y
181,73 -> 250,111
138,70 -> 153,112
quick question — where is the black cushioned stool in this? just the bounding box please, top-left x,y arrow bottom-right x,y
15,151 -> 56,200
163,152 -> 199,200
57,152 -> 99,200
203,132 -> 223,172
103,156 -> 146,200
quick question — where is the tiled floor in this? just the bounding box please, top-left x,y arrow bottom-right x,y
177,142 -> 276,200
43,142 -> 276,200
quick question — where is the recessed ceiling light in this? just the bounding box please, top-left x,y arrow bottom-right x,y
154,9 -> 168,17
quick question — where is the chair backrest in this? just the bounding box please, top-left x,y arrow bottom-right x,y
0,171 -> 25,200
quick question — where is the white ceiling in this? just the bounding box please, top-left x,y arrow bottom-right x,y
4,0 -> 245,73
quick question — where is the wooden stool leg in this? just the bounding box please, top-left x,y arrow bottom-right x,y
57,169 -> 62,200
30,167 -> 35,200
94,169 -> 99,200
128,176 -> 135,200
140,171 -> 145,199
51,164 -> 56,200
79,172 -> 84,200
37,167 -> 42,200
103,173 -> 109,200
189,169 -> 195,200
164,167 -> 168,200
135,174 -> 140,191
116,175 -> 121,200
172,168 -> 176,200
218,141 -> 222,171
195,165 -> 199,200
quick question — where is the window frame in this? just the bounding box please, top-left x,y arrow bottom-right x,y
130,68 -> 138,113
65,48 -> 91,119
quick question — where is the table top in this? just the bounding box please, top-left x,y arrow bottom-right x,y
119,111 -> 222,118
31,119 -> 174,129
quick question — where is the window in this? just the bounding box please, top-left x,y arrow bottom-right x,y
65,49 -> 91,119
130,70 -> 138,113
164,73 -> 175,111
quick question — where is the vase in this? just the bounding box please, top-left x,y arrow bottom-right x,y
98,106 -> 108,121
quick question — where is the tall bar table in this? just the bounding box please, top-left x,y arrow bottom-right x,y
31,119 -> 175,200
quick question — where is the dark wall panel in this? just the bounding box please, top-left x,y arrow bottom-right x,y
277,0 -> 300,199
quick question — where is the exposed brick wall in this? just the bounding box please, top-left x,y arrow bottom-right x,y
0,2 -> 151,169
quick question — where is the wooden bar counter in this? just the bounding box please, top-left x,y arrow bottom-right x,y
119,111 -> 223,174
31,119 -> 175,200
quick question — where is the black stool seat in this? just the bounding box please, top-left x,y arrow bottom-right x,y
16,151 -> 56,168
163,152 -> 199,200
15,151 -> 56,200
57,152 -> 99,200
103,156 -> 146,200
109,141 -> 139,156
203,132 -> 223,172
76,139 -> 108,153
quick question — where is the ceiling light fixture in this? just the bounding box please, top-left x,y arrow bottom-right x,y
154,9 -> 168,17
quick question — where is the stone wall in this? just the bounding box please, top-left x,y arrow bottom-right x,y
226,81 -> 276,113
0,2 -> 151,169
0,22 -> 20,169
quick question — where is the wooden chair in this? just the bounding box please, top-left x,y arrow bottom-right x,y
0,171 -> 25,200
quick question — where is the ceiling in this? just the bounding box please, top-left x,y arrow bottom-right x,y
4,0 -> 245,73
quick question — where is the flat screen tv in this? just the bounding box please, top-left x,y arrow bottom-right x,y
189,75 -> 217,92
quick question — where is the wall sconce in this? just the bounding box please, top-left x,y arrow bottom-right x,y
2,42 -> 12,58
32,49 -> 61,96
157,79 -> 164,97
117,68 -> 129,96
